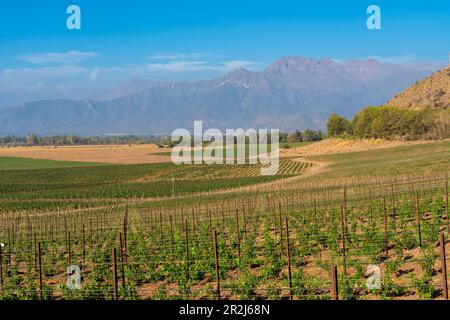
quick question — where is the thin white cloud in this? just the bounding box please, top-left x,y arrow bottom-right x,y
145,60 -> 215,72
19,51 -> 98,65
1,52 -> 260,106
148,52 -> 210,60
147,52 -> 252,72
55,83 -> 73,91
0,65 -> 88,91
223,60 -> 259,71
362,54 -> 417,64
90,67 -> 101,80
1,65 -> 87,81
113,60 -> 260,74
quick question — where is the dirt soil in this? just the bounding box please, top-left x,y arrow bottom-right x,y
0,139 -> 429,165
281,138 -> 428,158
0,144 -> 172,164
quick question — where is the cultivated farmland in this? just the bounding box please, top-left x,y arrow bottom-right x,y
0,139 -> 449,300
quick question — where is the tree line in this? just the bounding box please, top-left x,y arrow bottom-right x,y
0,129 -> 325,147
0,134 -> 169,147
280,129 -> 324,143
327,106 -> 449,140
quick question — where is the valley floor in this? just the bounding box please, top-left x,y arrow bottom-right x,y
0,138 -> 448,300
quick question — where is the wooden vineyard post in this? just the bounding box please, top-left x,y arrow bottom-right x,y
243,206 -> 247,236
159,211 -> 163,239
89,218 -> 93,248
391,183 -> 399,239
112,248 -> 118,300
82,224 -> 86,263
0,243 -> 3,289
285,218 -> 292,300
64,217 -> 68,255
185,220 -> 190,280
235,210 -> 241,262
221,204 -> 225,232
191,209 -> 196,234
446,174 -> 449,235
313,198 -> 319,233
440,232 -> 448,300
68,231 -> 72,265
7,231 -> 11,270
213,230 -> 220,300
323,198 -> 328,227
33,233 -> 37,269
382,196 -> 389,258
369,188 -> 373,225
343,187 -> 347,218
123,207 -> 128,261
96,215 -> 99,244
38,242 -> 43,300
339,206 -> 347,274
169,214 -> 174,254
415,192 -> 422,248
119,233 -> 126,288
331,264 -> 338,300
208,210 -> 212,232
272,201 -> 277,237
278,203 -> 283,255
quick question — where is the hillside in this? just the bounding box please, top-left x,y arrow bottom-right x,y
388,67 -> 450,109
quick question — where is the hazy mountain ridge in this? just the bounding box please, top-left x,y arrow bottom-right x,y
0,57 -> 443,135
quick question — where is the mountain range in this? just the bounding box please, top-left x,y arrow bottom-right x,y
0,57 -> 444,136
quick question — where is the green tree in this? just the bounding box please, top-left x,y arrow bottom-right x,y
288,130 -> 302,142
371,107 -> 405,139
327,114 -> 350,137
352,107 -> 379,138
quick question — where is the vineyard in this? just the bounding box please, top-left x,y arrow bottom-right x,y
0,140 -> 448,300
0,158 -> 312,212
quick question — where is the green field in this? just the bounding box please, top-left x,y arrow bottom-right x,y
0,141 -> 447,210
0,156 -> 99,170
310,140 -> 450,181
0,156 -> 314,212
153,142 -> 281,158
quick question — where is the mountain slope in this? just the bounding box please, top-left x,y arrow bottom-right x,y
88,79 -> 158,101
388,67 -> 450,109
0,57 -> 443,135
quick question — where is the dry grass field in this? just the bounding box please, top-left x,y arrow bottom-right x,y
0,139 -> 430,166
280,138 -> 429,158
0,144 -> 172,164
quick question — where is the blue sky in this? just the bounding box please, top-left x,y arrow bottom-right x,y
0,0 -> 449,107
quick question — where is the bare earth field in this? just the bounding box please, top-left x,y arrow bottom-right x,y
280,138 -> 429,158
0,144 -> 172,164
0,139 -> 431,166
